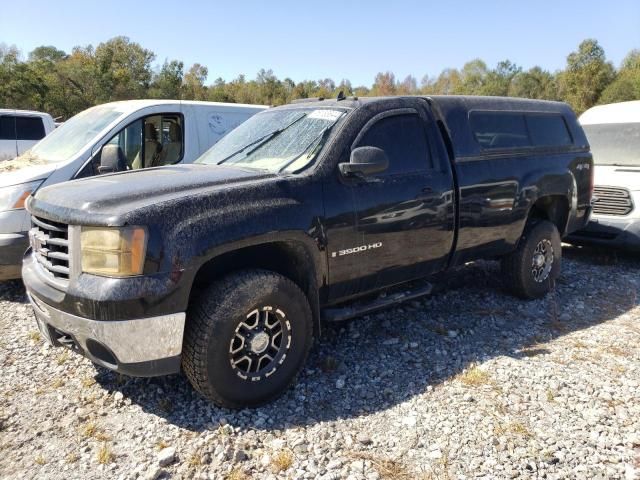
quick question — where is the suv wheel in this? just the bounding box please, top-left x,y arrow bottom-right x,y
501,220 -> 562,299
182,269 -> 313,408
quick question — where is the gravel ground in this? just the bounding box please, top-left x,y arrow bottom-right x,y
1,245 -> 639,480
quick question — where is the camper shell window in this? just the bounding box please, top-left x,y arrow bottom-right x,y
470,111 -> 573,150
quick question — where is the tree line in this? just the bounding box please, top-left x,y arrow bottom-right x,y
0,36 -> 638,120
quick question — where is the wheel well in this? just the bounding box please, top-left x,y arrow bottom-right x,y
189,241 -> 320,334
528,195 -> 570,236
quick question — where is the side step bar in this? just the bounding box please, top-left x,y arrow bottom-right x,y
322,283 -> 433,322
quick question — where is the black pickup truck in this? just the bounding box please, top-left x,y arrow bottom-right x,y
23,95 -> 592,408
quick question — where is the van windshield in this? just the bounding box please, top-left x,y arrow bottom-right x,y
196,107 -> 346,173
582,123 -> 640,167
27,105 -> 126,163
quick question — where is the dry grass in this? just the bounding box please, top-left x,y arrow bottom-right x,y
50,378 -> 65,389
351,452 -> 414,480
430,324 -> 448,336
81,376 -> 96,388
601,345 -> 629,357
81,421 -> 110,441
157,398 -> 173,413
320,355 -> 339,373
56,350 -> 70,365
226,469 -> 249,480
546,389 -> 555,402
65,452 -> 79,464
494,421 -> 533,438
156,439 -> 169,450
271,449 -> 294,473
547,319 -> 568,333
188,452 -> 203,468
27,331 -> 41,342
82,421 -> 97,438
96,442 -> 114,464
456,365 -> 490,387
34,454 -> 46,465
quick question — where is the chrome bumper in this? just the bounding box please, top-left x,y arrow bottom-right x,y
28,292 -> 185,374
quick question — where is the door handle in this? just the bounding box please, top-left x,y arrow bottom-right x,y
422,186 -> 433,194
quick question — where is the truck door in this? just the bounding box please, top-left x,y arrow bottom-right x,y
324,102 -> 455,300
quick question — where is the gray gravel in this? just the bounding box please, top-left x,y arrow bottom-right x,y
1,245 -> 639,480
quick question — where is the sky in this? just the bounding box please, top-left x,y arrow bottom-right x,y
1,0 -> 639,86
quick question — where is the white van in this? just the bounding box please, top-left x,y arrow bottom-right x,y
0,109 -> 56,162
0,100 -> 267,280
567,100 -> 640,251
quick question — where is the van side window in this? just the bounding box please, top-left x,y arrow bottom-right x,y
16,117 -> 46,140
0,116 -> 16,140
526,114 -> 572,146
130,115 -> 183,169
157,115 -> 183,165
470,112 -> 530,149
355,114 -> 432,175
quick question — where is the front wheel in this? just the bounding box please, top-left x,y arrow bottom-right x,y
501,220 -> 562,299
182,270 -> 313,408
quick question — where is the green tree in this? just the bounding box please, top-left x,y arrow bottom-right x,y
149,60 -> 184,99
509,66 -> 558,100
481,60 -> 521,96
93,36 -> 155,101
557,39 -> 615,113
599,50 -> 640,104
182,63 -> 208,100
371,71 -> 396,96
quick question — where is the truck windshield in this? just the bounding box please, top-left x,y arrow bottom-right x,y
582,123 -> 640,167
196,107 -> 346,173
26,104 -> 126,164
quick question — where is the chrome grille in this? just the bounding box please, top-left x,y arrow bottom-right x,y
592,186 -> 634,216
30,215 -> 70,284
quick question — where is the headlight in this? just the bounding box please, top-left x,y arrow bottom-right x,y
0,180 -> 44,211
80,226 -> 147,277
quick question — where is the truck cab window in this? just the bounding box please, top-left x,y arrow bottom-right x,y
355,114 -> 432,175
16,116 -> 46,140
0,116 -> 16,140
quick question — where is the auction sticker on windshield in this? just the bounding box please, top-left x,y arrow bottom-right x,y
308,110 -> 343,121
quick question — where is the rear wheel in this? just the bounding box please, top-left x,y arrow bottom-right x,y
182,269 -> 313,408
501,220 -> 562,299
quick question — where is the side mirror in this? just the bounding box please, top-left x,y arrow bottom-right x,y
339,146 -> 389,177
98,144 -> 127,174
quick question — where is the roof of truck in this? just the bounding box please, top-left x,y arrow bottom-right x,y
287,95 -> 570,111
579,100 -> 640,124
286,95 -> 584,158
0,108 -> 54,118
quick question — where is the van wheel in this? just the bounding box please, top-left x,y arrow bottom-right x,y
182,269 -> 313,408
501,220 -> 562,299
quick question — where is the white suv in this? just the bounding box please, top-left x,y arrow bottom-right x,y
0,110 -> 56,162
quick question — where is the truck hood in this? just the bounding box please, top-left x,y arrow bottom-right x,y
29,164 -> 275,223
594,165 -> 640,191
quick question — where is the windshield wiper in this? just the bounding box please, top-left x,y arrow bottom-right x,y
217,113 -> 307,165
278,125 -> 333,173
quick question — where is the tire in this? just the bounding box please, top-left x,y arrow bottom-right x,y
182,269 -> 313,408
501,220 -> 562,299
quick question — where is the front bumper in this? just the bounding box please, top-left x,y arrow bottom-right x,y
0,232 -> 29,280
27,291 -> 185,376
566,216 -> 640,251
